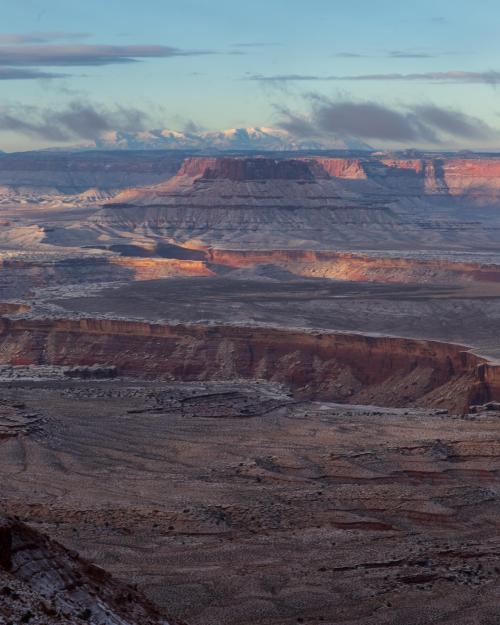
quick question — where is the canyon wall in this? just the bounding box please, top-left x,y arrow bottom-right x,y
0,152 -> 184,192
0,255 -> 213,298
311,156 -> 500,199
0,315 -> 495,412
4,247 -> 499,299
105,156 -> 500,225
207,249 -> 500,284
175,155 -> 500,192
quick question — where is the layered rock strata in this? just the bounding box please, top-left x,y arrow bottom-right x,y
0,316 -> 497,412
0,516 -> 181,624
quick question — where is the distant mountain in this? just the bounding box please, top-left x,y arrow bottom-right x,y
93,127 -> 372,152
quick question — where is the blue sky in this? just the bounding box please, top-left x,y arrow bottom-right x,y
1,0 -> 499,150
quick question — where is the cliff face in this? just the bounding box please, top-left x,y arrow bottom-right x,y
316,156 -> 500,199
0,255 -> 212,298
6,247 -> 499,303
0,316 -> 495,412
108,257 -> 213,280
112,155 -> 500,202
178,157 -> 318,181
0,152 -> 184,192
311,157 -> 368,179
207,249 -> 500,284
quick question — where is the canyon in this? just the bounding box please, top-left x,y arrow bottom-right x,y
0,315 -> 493,413
2,151 -> 500,624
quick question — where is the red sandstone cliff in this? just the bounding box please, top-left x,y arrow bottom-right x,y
0,315 -> 495,412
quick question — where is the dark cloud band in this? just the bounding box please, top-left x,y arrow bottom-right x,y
0,102 -> 152,141
277,100 -> 496,144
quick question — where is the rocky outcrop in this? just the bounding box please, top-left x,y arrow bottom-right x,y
311,157 -> 367,179
108,257 -> 212,280
111,155 -> 500,205
206,248 -> 500,284
99,155 -> 500,249
0,302 -> 31,314
0,316 -> 496,412
200,157 -> 317,181
0,516 -> 181,625
63,364 -> 118,379
177,156 -> 318,180
320,156 -> 500,201
0,254 -> 213,298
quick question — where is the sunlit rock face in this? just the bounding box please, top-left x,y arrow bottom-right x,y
111,155 -> 500,204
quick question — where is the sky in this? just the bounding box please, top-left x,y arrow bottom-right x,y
1,0 -> 500,151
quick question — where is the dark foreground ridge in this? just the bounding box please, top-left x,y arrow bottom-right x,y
0,515 -> 182,624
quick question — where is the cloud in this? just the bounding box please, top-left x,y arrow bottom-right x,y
273,107 -> 317,137
250,73 -> 323,82
0,67 -> 69,80
250,71 -> 500,85
311,101 -> 435,142
276,99 -> 497,144
0,44 -> 213,67
183,119 -> 205,133
414,105 -> 492,139
333,50 -> 436,59
0,32 -> 89,44
333,52 -> 366,58
387,50 -> 435,58
0,101 -> 153,142
231,42 -> 281,48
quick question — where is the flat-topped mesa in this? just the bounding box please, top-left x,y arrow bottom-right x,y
126,154 -> 500,193
179,156 -> 318,181
100,154 -> 500,249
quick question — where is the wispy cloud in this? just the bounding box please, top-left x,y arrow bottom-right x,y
333,49 -> 437,59
387,50 -> 436,58
0,44 -> 214,67
0,32 -> 89,44
0,67 -> 69,80
231,42 -> 281,48
250,71 -> 500,85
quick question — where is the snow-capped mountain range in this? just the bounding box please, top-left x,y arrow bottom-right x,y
93,127 -> 372,152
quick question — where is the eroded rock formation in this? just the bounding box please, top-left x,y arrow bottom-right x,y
206,248 -> 500,284
110,154 -> 500,206
0,315 -> 496,412
95,155 -> 500,250
0,253 -> 213,298
0,516 -> 180,624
